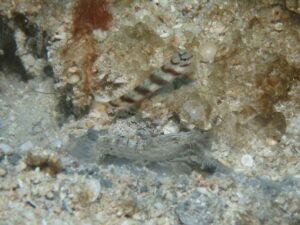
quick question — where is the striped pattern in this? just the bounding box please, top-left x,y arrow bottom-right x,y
108,51 -> 193,110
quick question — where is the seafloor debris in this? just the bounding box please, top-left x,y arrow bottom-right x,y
25,148 -> 62,176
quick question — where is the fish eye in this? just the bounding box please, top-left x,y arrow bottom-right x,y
179,52 -> 192,61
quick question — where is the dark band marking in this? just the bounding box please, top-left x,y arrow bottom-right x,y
179,52 -> 193,61
134,86 -> 152,95
109,51 -> 193,110
149,73 -> 169,85
120,95 -> 136,103
161,66 -> 182,76
109,101 -> 120,107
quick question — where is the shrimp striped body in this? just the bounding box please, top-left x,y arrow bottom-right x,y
108,51 -> 193,113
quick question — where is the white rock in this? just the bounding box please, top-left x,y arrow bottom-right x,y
241,154 -> 254,167
68,74 -> 80,84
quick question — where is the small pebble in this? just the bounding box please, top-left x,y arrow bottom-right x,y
15,161 -> 27,172
0,168 -> 7,177
199,42 -> 218,63
241,154 -> 254,167
68,74 -> 80,84
154,202 -> 165,210
53,206 -> 62,214
67,66 -> 78,73
266,138 -> 278,146
116,209 -> 124,217
46,191 -> 55,200
0,143 -> 14,154
19,141 -> 34,152
84,178 -> 101,203
162,120 -> 180,135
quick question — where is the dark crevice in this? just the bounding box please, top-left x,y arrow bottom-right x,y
0,15 -> 30,81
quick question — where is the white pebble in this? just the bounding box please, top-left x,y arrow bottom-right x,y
68,74 -> 80,84
199,42 -> 218,63
162,121 -> 180,134
19,141 -> 34,152
67,66 -> 78,73
241,154 -> 254,167
266,138 -> 278,146
0,143 -> 14,154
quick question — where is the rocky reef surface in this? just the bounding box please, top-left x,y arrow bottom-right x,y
0,0 -> 299,224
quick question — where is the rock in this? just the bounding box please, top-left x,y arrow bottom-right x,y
67,74 -> 80,84
0,168 -> 7,177
19,141 -> 34,152
162,120 -> 180,134
84,178 -> 101,203
45,191 -> 55,200
199,42 -> 218,63
0,143 -> 14,154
